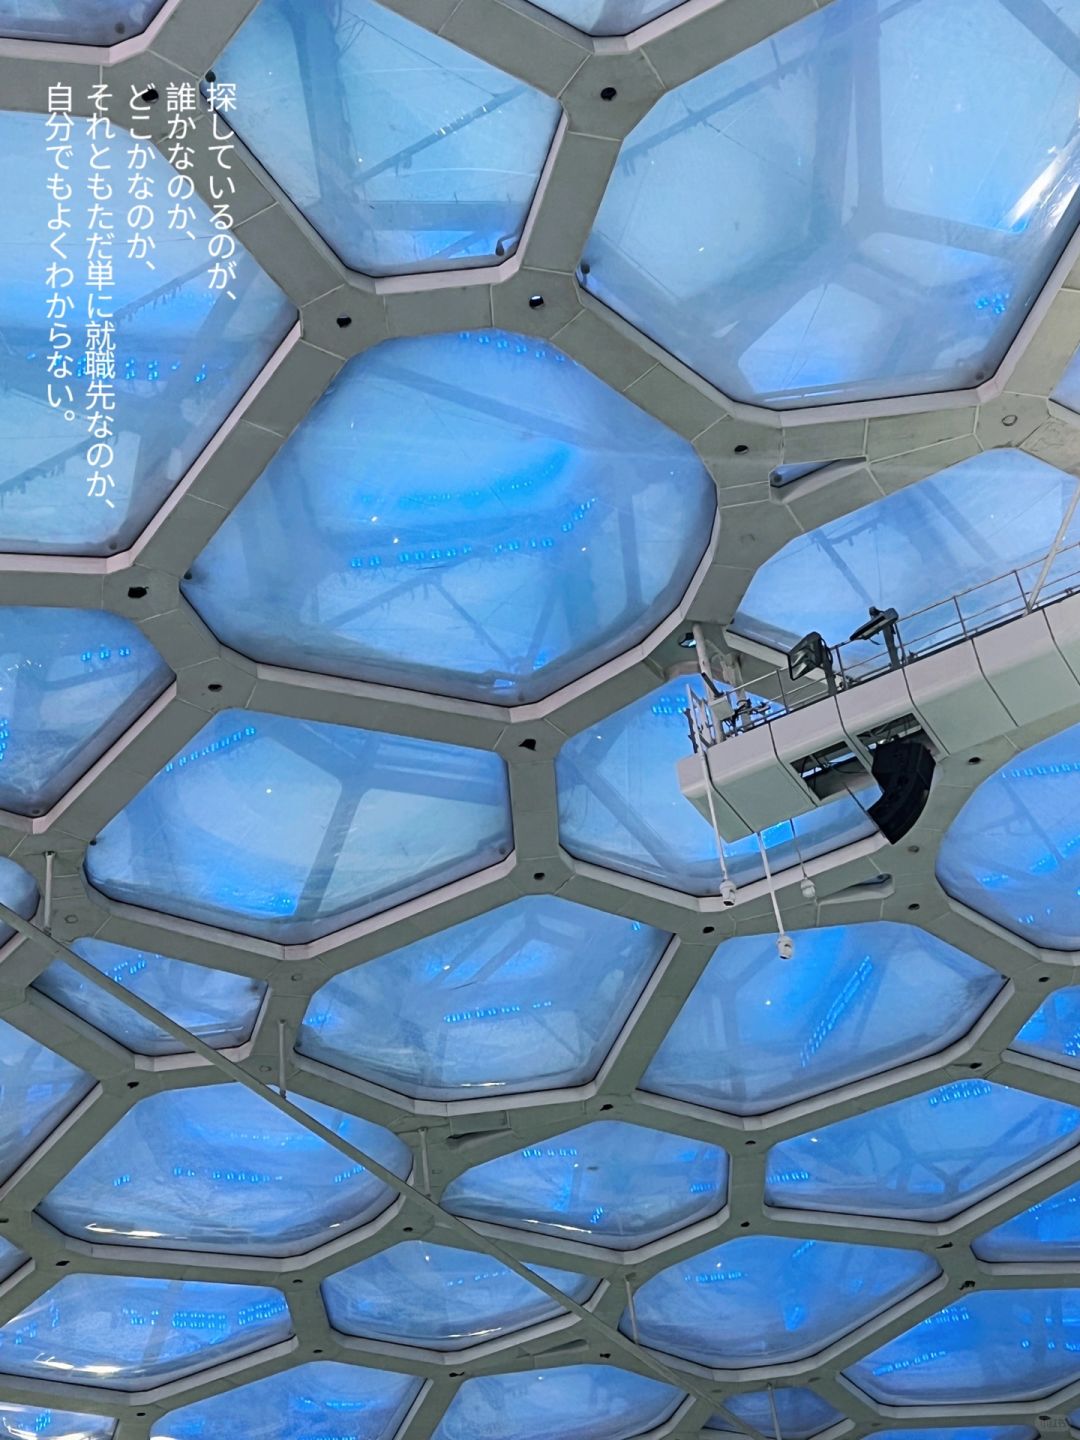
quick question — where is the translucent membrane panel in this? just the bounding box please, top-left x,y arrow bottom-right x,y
0,1240 -> 25,1284
33,938 -> 266,1057
937,718 -> 1080,949
184,332 -> 715,706
0,1406 -> 115,1440
214,0 -> 560,276
0,1018 -> 91,1183
298,895 -> 668,1099
642,922 -> 1000,1114
0,1275 -> 292,1391
846,1290 -> 1080,1403
1052,342 -> 1080,413
1013,988 -> 1080,1068
627,1236 -> 937,1368
767,1081 -> 1080,1221
556,678 -> 876,894
706,1389 -> 842,1438
533,1 -> 685,34
433,1365 -> 684,1440
735,451 -> 1080,657
86,709 -> 512,943
442,1120 -> 727,1250
0,609 -> 170,816
0,857 -> 38,948
322,1241 -> 595,1350
0,112 -> 294,556
583,0 -> 1080,409
38,1083 -> 411,1257
0,2 -> 164,41
972,1178 -> 1080,1263
873,1432 -> 1035,1440
154,1361 -> 420,1440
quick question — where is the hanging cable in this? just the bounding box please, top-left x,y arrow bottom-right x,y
755,828 -> 794,959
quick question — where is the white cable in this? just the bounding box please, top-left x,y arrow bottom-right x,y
755,827 -> 794,958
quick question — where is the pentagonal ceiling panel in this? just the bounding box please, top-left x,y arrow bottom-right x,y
766,1081 -> 1080,1220
0,1275 -> 292,1390
321,1241 -> 594,1350
0,857 -> 38,948
733,450 -> 1080,657
705,1388 -> 843,1438
582,0 -> 1080,408
37,1083 -> 411,1256
624,1235 -> 937,1368
297,895 -> 668,1100
0,608 -> 170,816
972,1178 -> 1080,1262
153,1361 -> 422,1440
442,1119 -> 727,1250
641,921 -> 1000,1114
0,1 -> 165,41
937,718 -> 1080,949
845,1290 -> 1080,1403
556,677 -> 877,894
432,1366 -> 684,1440
1012,988 -> 1080,1068
85,710 -> 512,942
1,110 -> 295,555
213,0 -> 561,276
33,937 -> 267,1057
183,332 -> 715,705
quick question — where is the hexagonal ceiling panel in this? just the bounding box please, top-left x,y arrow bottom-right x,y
937,717 -> 1080,949
0,1275 -> 292,1390
1012,988 -> 1080,1068
297,895 -> 668,1100
641,921 -> 1001,1114
556,677 -> 877,894
705,1388 -> 842,1438
37,1083 -> 411,1256
0,109 -> 295,555
153,1361 -> 421,1440
624,1235 -> 937,1368
0,1406 -> 114,1440
0,1 -> 165,42
33,937 -> 267,1056
431,1365 -> 684,1440
183,331 -> 715,705
0,1017 -> 92,1183
972,1177 -> 1080,1263
442,1120 -> 727,1250
0,607 -> 170,816
535,0 -> 685,33
213,0 -> 561,276
85,710 -> 512,942
0,856 -> 38,948
846,1290 -> 1080,1403
321,1241 -> 594,1350
581,0 -> 1080,408
766,1080 -> 1080,1221
733,450 -> 1080,657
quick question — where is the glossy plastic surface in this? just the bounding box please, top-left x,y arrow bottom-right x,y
706,1388 -> 842,1438
215,0 -> 560,276
734,451 -> 1080,655
642,922 -> 1000,1114
0,1275 -> 292,1391
184,332 -> 714,705
432,1365 -> 684,1440
937,719 -> 1080,949
34,938 -> 266,1057
442,1120 -> 727,1250
0,1406 -> 115,1440
767,1082 -> 1080,1221
298,895 -> 667,1099
972,1179 -> 1080,1263
627,1235 -> 937,1367
0,857 -> 38,948
0,1017 -> 91,1183
152,1361 -> 420,1440
556,678 -> 877,894
0,1239 -> 25,1285
582,0 -> 1080,408
38,1083 -> 411,1257
533,0 -> 685,33
846,1290 -> 1080,1403
1013,988 -> 1080,1069
0,110 -> 294,554
0,0 -> 164,41
86,710 -> 512,942
0,609 -> 170,816
322,1241 -> 595,1350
